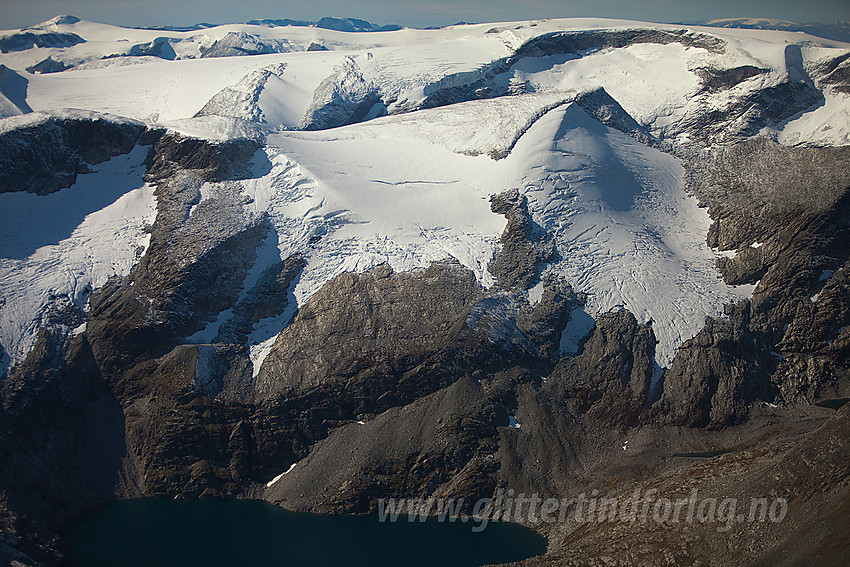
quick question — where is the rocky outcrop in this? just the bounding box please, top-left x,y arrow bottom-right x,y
300,56 -> 382,130
512,28 -> 725,60
86,171 -> 266,375
24,56 -> 69,74
194,63 -> 287,123
574,88 -> 655,146
680,80 -> 824,144
0,31 -> 84,53
266,376 -> 504,514
199,32 -> 294,58
254,261 -> 483,399
654,307 -> 776,428
813,52 -> 850,94
695,64 -> 766,93
0,112 -> 148,194
144,131 -> 262,183
0,329 -> 124,565
214,254 -> 305,344
656,139 -> 850,427
488,189 -> 557,290
550,311 -> 656,428
128,37 -> 177,60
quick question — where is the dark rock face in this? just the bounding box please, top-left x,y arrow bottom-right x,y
214,254 -> 305,344
128,37 -> 177,60
267,376 -> 504,514
681,80 -> 824,144
696,64 -> 766,93
488,189 -> 556,290
654,309 -> 776,428
551,311 -> 656,428
0,113 -> 147,194
144,131 -> 262,183
575,87 -> 655,146
656,139 -> 850,427
688,139 -> 850,252
86,167 -> 267,375
199,32 -> 292,58
511,28 -> 725,59
255,261 -> 483,399
299,56 -> 382,130
0,330 -> 124,565
0,31 -> 84,53
24,56 -> 69,74
813,52 -> 850,94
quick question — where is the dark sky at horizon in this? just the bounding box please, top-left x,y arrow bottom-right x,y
2,0 -> 849,30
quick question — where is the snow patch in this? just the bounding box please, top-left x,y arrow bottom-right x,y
265,462 -> 297,488
249,335 -> 278,378
560,306 -> 596,355
526,280 -> 545,306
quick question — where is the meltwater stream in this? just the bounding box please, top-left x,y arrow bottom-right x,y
67,499 -> 547,567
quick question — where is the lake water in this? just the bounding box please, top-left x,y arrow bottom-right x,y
67,499 -> 547,567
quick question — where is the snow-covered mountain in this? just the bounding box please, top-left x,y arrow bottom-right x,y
0,14 -> 849,567
698,17 -> 850,43
1,14 -> 848,372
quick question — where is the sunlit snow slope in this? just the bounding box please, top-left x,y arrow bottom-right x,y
0,146 -> 155,365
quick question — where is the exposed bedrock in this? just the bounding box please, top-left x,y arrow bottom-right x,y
0,329 -> 124,565
813,52 -> 850,94
194,63 -> 287,123
512,28 -> 725,59
488,188 -> 557,291
0,31 -> 84,54
655,139 -> 850,428
0,112 -> 150,195
680,80 -> 825,144
695,64 -> 767,93
299,56 -> 382,130
199,32 -> 294,59
87,134 -> 266,375
25,57 -> 70,75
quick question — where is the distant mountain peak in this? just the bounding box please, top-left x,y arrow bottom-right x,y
31,14 -> 81,29
704,17 -> 800,27
695,17 -> 850,43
